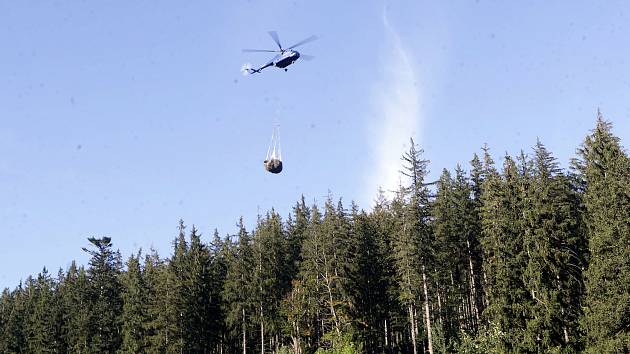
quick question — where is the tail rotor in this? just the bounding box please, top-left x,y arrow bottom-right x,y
241,63 -> 258,76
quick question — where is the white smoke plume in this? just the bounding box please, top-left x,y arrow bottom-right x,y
363,6 -> 422,206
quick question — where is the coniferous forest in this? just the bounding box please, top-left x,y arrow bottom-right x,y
1,114 -> 629,354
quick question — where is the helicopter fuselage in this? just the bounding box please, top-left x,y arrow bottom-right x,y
274,50 -> 300,69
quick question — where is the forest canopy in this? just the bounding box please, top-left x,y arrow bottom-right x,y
1,113 -> 629,353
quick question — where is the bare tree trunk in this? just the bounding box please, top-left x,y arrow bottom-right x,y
422,265 -> 434,354
326,273 -> 341,335
260,303 -> 265,354
292,319 -> 301,354
466,239 -> 480,330
243,308 -> 247,354
482,270 -> 489,308
461,297 -> 469,332
384,317 -> 389,351
409,304 -> 418,354
412,304 -> 417,338
436,285 -> 443,327
323,251 -> 341,335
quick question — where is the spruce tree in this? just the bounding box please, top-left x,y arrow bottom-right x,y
433,166 -> 481,349
468,154 -> 486,325
83,237 -> 124,352
49,269 -> 67,353
209,230 -> 229,353
24,268 -> 57,353
369,190 -> 405,353
347,206 -> 390,353
181,225 -> 214,353
575,114 -> 630,352
521,140 -> 585,351
316,198 -> 354,338
399,138 -> 434,354
0,288 -> 13,353
286,196 -> 311,285
165,220 -> 188,353
298,201 -> 356,348
252,211 -> 288,352
119,252 -> 149,353
143,249 -> 170,352
389,184 -> 423,354
60,262 -> 91,352
222,218 -> 256,354
1,282 -> 27,352
480,154 -> 531,351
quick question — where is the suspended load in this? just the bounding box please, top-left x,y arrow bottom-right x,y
264,125 -> 282,174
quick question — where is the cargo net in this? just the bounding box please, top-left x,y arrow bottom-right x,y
264,125 -> 282,174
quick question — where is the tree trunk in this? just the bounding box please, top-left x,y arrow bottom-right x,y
413,305 -> 420,339
242,307 -> 247,354
408,304 -> 418,354
436,283 -> 443,327
292,320 -> 301,354
482,270 -> 489,308
260,302 -> 265,354
422,265 -> 434,354
467,240 -> 480,331
324,266 -> 341,335
384,317 -> 389,351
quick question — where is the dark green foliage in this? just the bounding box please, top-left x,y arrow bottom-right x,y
24,269 -> 58,353
286,196 -> 311,284
347,207 -> 390,353
433,166 -> 483,350
297,200 -> 352,348
1,283 -> 27,353
209,230 -> 230,352
522,141 -> 586,352
480,154 -> 531,352
2,113 -> 628,353
575,115 -> 630,352
252,210 -> 289,352
182,226 -> 216,353
60,262 -> 91,352
142,249 -> 170,352
83,236 -> 124,353
392,138 -> 434,354
119,252 -> 149,353
222,218 -> 256,353
468,154 -> 487,322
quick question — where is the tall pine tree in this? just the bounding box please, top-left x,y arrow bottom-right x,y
83,236 -> 123,352
522,140 -> 586,351
575,114 -> 630,352
480,155 -> 531,351
119,251 -> 149,353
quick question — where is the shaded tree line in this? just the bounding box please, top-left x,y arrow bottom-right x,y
1,114 -> 628,353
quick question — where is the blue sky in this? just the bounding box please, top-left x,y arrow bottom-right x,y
1,0 -> 629,288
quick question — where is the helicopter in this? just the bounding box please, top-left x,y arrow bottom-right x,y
242,31 -> 317,74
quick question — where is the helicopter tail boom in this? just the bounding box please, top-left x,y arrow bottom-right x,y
241,63 -> 262,75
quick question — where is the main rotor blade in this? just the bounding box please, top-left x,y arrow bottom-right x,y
299,54 -> 315,61
287,35 -> 318,50
268,31 -> 283,50
243,49 -> 280,53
